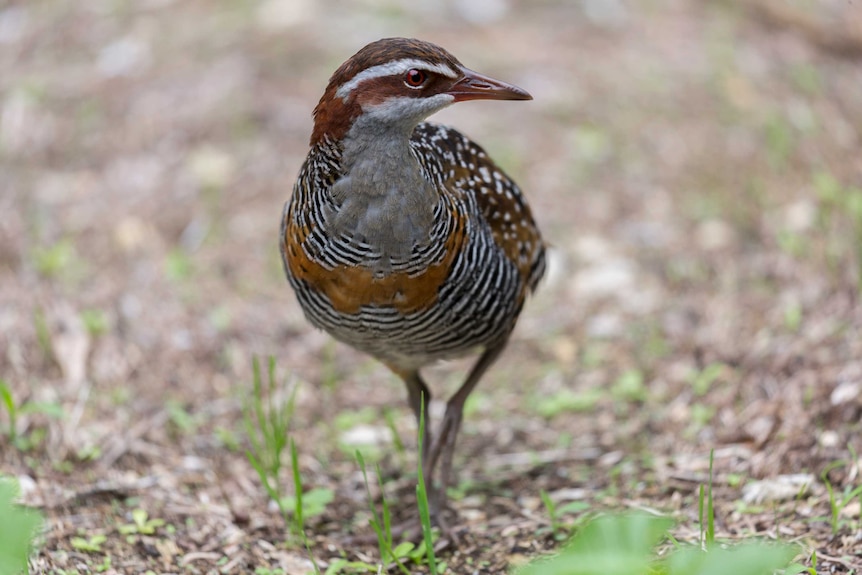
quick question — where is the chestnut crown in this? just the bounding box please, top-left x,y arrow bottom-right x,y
309,38 -> 531,145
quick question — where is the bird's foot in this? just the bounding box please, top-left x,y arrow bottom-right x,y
430,506 -> 461,547
342,503 -> 462,548
342,516 -> 422,546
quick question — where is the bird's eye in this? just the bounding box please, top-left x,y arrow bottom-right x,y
404,69 -> 427,88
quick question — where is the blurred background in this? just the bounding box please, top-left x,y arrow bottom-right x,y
2,0 -> 862,571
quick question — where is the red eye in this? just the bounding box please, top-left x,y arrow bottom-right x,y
404,69 -> 427,87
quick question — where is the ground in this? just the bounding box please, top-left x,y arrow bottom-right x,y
2,0 -> 862,573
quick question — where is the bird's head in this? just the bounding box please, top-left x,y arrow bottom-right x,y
310,37 -> 531,146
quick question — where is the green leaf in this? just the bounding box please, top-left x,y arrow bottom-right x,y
783,563 -> 816,575
516,513 -> 672,575
164,249 -> 193,282
611,370 -> 647,402
166,400 -> 197,433
81,309 -> 109,336
409,539 -> 427,562
71,534 -> 106,553
132,508 -> 149,528
535,388 -> 603,417
689,363 -> 725,396
783,304 -> 803,332
392,541 -> 415,558
119,508 -> 163,535
302,488 -> 334,517
556,501 -> 591,516
667,543 -> 796,575
19,401 -> 65,419
0,478 -> 43,575
764,113 -> 793,169
323,558 -> 378,575
812,170 -> 842,204
32,239 -> 76,279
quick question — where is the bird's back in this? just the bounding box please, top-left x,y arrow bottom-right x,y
282,122 -> 545,370
411,123 -> 545,295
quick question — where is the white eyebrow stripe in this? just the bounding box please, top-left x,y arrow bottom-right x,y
336,58 -> 458,100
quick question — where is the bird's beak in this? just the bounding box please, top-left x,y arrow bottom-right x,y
447,67 -> 532,102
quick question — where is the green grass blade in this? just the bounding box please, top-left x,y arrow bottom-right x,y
356,451 -> 386,555
0,380 -> 17,443
375,464 -> 392,547
416,395 -> 438,575
383,408 -> 406,459
353,452 -> 410,575
540,489 -> 559,533
291,438 -> 304,535
698,483 -> 705,548
706,449 -> 715,545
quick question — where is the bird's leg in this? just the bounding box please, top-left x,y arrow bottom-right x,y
396,368 -> 433,470
345,368 -> 436,547
386,340 -> 508,543
427,339 -> 510,517
388,367 -> 442,507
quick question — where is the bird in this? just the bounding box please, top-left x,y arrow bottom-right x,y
280,37 -> 545,531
